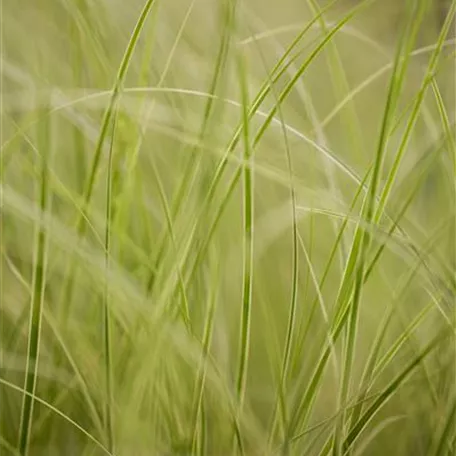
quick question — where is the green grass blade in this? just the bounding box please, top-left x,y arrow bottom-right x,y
1,238 -> 105,438
17,106 -> 51,456
145,0 -> 237,296
348,137 -> 449,428
190,251 -> 218,456
246,14 -> 301,450
430,79 -> 456,175
234,43 -> 254,455
144,2 -> 334,302
343,331 -> 450,453
291,168 -> 371,375
430,398 -> 456,456
374,0 -> 456,225
332,2 -> 427,453
102,110 -> 118,453
60,0 -> 159,321
172,0 -> 374,322
113,0 -> 194,295
306,0 -> 364,160
2,378 -> 113,456
187,0 -> 341,227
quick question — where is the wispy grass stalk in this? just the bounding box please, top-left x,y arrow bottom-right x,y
17,103 -> 52,456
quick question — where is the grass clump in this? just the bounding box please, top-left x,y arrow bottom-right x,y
1,0 -> 455,455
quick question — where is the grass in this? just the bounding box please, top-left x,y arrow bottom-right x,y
1,0 -> 455,455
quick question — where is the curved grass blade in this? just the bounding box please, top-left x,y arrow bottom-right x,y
347,133 -> 450,431
332,2 -> 428,453
202,0 -> 339,206
429,398 -> 456,456
144,1 -> 335,307
59,0 -> 159,321
171,0 -> 375,320
306,0 -> 364,159
244,14 -> 301,451
1,251 -> 105,437
145,0 -> 237,296
0,435 -> 21,456
159,7 -> 377,446
17,106 -> 51,456
1,378 -> 113,456
179,7 -> 445,354
233,42 -> 254,456
287,391 -> 386,454
290,167 -> 371,381
190,250 -> 219,456
343,331 -> 451,453
284,150 -> 443,444
282,171 -> 448,446
430,77 -> 456,179
351,415 -> 406,456
145,2 -> 343,301
102,110 -> 118,453
373,0 -> 456,225
148,148 -> 191,326
364,136 -> 452,281
319,39 -> 456,131
111,0 -> 195,303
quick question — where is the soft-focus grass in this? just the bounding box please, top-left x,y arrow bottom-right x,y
1,0 -> 455,455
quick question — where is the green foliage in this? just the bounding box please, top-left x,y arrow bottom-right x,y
1,1 -> 455,455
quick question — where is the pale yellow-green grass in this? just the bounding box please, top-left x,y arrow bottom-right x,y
1,1 -> 455,455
